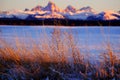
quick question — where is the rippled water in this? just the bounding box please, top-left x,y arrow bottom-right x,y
0,25 -> 120,54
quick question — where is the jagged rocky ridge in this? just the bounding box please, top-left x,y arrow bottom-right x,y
0,1 -> 120,20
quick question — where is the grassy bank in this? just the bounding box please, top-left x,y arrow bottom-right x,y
0,29 -> 120,80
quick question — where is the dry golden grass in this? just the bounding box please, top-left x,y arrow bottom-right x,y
0,29 -> 120,80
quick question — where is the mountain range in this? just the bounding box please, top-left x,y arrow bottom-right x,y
0,1 -> 120,20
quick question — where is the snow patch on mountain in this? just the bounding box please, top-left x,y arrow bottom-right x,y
87,11 -> 120,20
35,12 -> 64,19
66,12 -> 95,20
0,10 -> 29,19
0,14 -> 13,18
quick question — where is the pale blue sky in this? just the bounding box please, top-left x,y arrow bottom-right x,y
0,0 -> 120,12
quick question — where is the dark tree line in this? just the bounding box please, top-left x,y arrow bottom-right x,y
0,18 -> 120,26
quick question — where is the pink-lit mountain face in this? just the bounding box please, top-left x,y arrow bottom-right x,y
31,5 -> 43,11
0,1 -> 120,20
42,1 -> 62,12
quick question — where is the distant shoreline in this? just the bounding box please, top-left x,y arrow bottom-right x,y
0,19 -> 120,26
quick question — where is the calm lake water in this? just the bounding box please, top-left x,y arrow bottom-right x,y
0,25 -> 120,55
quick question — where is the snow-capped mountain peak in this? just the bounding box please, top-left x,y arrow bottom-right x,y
42,1 -> 62,12
80,6 -> 95,12
0,2 -> 120,21
99,11 -> 120,20
65,5 -> 76,13
31,5 -> 43,11
87,10 -> 120,20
